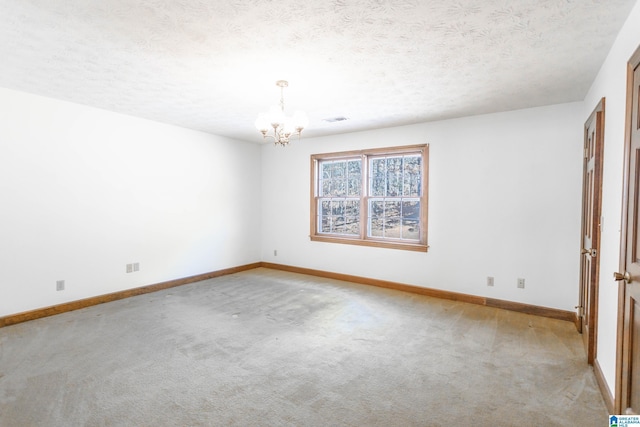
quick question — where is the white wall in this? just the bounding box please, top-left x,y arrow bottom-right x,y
261,102 -> 584,311
0,87 -> 262,317
583,0 -> 640,397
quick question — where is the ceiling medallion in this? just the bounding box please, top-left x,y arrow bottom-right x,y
254,80 -> 308,146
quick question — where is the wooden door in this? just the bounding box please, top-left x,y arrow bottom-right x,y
616,45 -> 640,415
579,98 -> 605,365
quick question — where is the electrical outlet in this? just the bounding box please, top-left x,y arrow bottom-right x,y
517,278 -> 525,289
274,250 -> 277,256
56,280 -> 65,291
133,262 -> 140,272
126,264 -> 133,273
487,276 -> 494,286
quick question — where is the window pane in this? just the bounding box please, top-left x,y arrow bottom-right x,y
370,217 -> 384,237
321,180 -> 332,197
386,157 -> 402,197
348,160 -> 361,176
384,218 -> 401,238
332,162 -> 346,178
333,179 -> 346,197
343,216 -> 360,235
320,215 -> 332,233
321,200 -> 331,216
402,200 -> 420,220
402,219 -> 420,240
403,155 -> 421,197
331,200 -> 345,216
371,200 -> 384,217
345,199 -> 360,217
369,199 -> 382,237
399,201 -> 420,240
371,176 -> 385,197
371,158 -> 386,175
319,199 -> 333,234
348,178 -> 361,197
343,200 -> 360,235
384,201 -> 401,220
334,216 -> 347,233
371,158 -> 386,196
322,162 -> 332,179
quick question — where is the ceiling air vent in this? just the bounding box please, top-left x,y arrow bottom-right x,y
323,116 -> 349,123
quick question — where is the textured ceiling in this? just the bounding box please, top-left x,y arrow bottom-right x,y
0,0 -> 636,143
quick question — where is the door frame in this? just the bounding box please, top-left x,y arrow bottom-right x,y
615,43 -> 640,415
579,97 -> 605,365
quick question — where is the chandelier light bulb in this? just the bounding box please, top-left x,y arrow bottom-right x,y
254,113 -> 270,133
283,117 -> 295,135
268,104 -> 285,127
292,110 -> 309,130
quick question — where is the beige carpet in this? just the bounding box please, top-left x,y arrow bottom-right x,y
0,267 -> 607,426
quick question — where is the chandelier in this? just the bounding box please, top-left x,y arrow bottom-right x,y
254,80 -> 308,146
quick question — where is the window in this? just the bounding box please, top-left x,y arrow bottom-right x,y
310,144 -> 428,252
